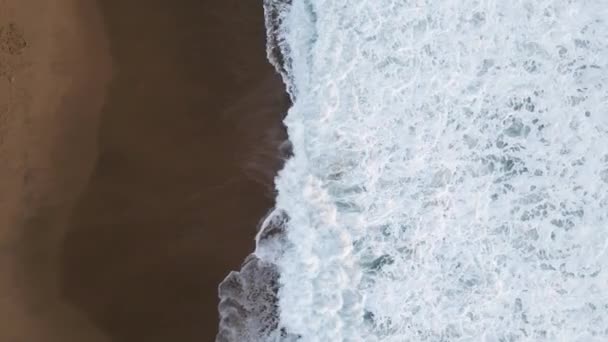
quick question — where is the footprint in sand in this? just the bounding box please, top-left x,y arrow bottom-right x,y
0,23 -> 27,55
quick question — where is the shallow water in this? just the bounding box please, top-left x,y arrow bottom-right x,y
219,1 -> 608,341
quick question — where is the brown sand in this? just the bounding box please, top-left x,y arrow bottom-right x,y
0,0 -> 112,340
0,0 -> 286,341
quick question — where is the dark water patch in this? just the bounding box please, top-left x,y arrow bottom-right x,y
60,1 -> 288,341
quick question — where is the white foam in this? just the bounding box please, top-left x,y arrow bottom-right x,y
226,1 -> 608,341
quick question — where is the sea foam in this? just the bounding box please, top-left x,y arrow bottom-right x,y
218,1 -> 608,341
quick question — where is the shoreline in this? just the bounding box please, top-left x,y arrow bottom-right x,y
1,0 -> 287,341
60,1 -> 288,341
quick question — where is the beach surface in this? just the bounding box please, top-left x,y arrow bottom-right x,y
0,0 -> 286,340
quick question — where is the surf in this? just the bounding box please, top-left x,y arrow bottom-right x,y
219,1 -> 608,341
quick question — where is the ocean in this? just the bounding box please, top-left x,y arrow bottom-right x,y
218,1 -> 608,341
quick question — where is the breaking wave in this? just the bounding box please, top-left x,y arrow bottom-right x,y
219,1 -> 608,341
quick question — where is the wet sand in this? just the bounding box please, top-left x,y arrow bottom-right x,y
1,0 -> 286,341
1,0 -> 112,340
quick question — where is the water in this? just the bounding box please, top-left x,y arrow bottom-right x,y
218,1 -> 608,341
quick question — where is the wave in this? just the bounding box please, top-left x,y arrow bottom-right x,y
219,1 -> 608,341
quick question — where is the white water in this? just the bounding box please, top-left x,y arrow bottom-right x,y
218,1 -> 608,341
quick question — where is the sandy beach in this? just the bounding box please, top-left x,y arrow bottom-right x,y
0,0 -> 286,340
